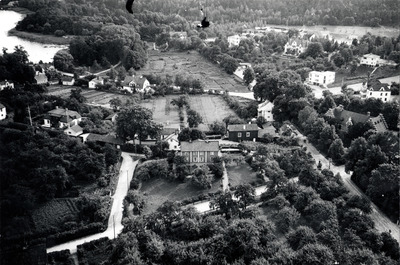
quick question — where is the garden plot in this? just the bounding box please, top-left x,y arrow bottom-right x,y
139,95 -> 181,125
137,51 -> 248,92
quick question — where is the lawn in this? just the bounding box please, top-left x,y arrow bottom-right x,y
140,177 -> 221,215
226,159 -> 259,187
139,95 -> 181,125
31,198 -> 80,233
188,94 -> 238,131
136,51 -> 249,92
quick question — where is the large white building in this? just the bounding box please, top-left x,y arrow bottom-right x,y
257,100 -> 274,122
308,71 -> 335,86
227,34 -> 246,47
366,82 -> 391,102
360,53 -> 381,67
0,103 -> 6,120
0,80 -> 14,90
88,76 -> 104,89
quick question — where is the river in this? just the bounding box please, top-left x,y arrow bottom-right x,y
0,10 -> 66,63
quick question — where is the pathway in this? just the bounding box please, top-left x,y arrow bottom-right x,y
46,152 -> 138,254
58,62 -> 122,79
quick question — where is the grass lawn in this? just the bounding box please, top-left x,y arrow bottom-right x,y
140,177 -> 221,215
188,94 -> 238,131
226,160 -> 259,187
139,95 -> 181,125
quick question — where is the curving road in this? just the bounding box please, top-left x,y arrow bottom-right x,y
46,152 -> 138,254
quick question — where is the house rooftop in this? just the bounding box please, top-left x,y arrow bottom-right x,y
0,103 -> 5,108
258,100 -> 273,109
181,140 -> 219,152
62,76 -> 74,82
369,82 -> 391,92
64,124 -> 83,134
86,133 -> 125,145
48,108 -> 81,119
227,124 -> 259,132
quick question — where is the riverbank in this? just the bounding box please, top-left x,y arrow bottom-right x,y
8,28 -> 71,45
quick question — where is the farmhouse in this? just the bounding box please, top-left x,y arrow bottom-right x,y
34,71 -> 48,84
121,76 -> 135,93
360,53 -> 381,67
89,76 -> 104,89
366,81 -> 391,102
257,100 -> 274,122
233,63 -> 252,80
0,103 -> 6,120
0,80 -> 14,90
82,133 -> 125,149
325,105 -> 388,133
164,133 -> 180,151
43,107 -> 82,129
227,124 -> 259,142
64,124 -> 83,137
134,76 -> 151,93
308,71 -> 335,86
61,76 -> 75,86
180,140 -> 220,164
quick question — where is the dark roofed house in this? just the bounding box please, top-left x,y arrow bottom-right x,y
325,105 -> 388,133
366,81 -> 391,102
85,133 -> 125,149
227,124 -> 259,142
43,107 -> 82,128
180,140 -> 219,163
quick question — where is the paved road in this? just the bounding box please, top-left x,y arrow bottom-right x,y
295,131 -> 400,242
46,152 -> 138,254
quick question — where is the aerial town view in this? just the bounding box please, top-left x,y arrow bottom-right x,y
0,0 -> 399,264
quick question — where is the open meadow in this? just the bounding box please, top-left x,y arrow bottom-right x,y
136,51 -> 249,92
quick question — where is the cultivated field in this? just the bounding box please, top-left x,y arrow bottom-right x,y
31,198 -> 79,233
136,51 -> 248,92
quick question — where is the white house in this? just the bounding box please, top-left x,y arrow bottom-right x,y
34,71 -> 48,84
164,133 -> 180,151
134,76 -> 151,93
64,124 -> 83,136
169,31 -> 187,40
43,107 -> 82,128
0,103 -> 6,120
0,80 -> 14,90
360,53 -> 381,67
233,63 -> 252,80
61,76 -> 75,86
227,34 -> 246,47
366,82 -> 391,102
257,100 -> 274,122
284,38 -> 308,56
308,71 -> 335,86
88,76 -> 104,89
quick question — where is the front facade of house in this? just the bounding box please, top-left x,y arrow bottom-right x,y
134,76 -> 150,92
88,76 -> 104,89
360,53 -> 381,67
308,71 -> 335,86
0,103 -> 6,120
257,101 -> 274,122
180,140 -> 219,164
43,107 -> 82,129
227,124 -> 259,142
0,80 -> 14,90
366,83 -> 391,102
284,38 -> 308,56
233,63 -> 252,80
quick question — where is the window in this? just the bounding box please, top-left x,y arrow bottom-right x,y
193,156 -> 198,162
199,157 -> 204,162
384,98 -> 387,101
370,92 -> 372,95
385,93 -> 387,96
246,132 -> 250,137
238,132 -> 242,137
210,151 -> 214,155
380,93 -> 383,96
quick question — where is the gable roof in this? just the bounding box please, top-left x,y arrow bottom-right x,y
62,76 -> 74,82
227,124 -> 259,132
86,133 -> 125,145
0,103 -> 5,109
134,76 -> 148,88
35,73 -> 48,83
89,76 -> 104,84
48,108 -> 81,119
123,76 -> 135,86
0,80 -> 13,86
64,124 -> 83,134
258,100 -> 273,110
363,53 -> 380,59
181,140 -> 219,152
369,82 -> 391,92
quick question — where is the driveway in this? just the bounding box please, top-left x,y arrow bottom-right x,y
46,152 -> 138,254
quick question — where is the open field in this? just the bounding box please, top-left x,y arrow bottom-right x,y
139,95 -> 181,125
31,198 -> 79,233
136,51 -> 249,92
188,94 -> 238,131
140,177 -> 221,215
226,161 -> 259,187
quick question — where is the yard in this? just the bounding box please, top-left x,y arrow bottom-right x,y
139,95 -> 181,125
226,159 -> 259,187
136,50 -> 249,92
140,177 -> 221,215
